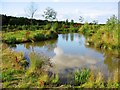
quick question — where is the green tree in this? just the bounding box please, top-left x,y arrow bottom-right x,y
92,20 -> 98,25
50,22 -> 58,31
71,19 -> 74,25
79,16 -> 84,23
65,19 -> 69,25
107,15 -> 118,29
42,7 -> 57,21
106,15 -> 118,39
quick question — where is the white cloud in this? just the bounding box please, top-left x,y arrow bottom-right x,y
52,0 -> 60,2
55,6 -> 117,23
1,0 -> 119,2
50,47 -> 102,72
1,1 -> 117,23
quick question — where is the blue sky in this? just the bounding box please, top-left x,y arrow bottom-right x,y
0,0 -> 119,23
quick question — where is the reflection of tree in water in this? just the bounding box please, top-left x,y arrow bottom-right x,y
104,55 -> 119,73
62,34 -> 66,40
62,33 -> 83,44
84,38 -> 119,73
24,43 -> 31,49
9,44 -> 17,49
65,34 -> 69,41
44,40 -> 57,51
23,39 -> 58,52
75,34 -> 83,46
78,33 -> 82,39
62,33 -> 69,41
70,33 -> 74,41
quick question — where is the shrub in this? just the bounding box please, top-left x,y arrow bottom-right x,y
17,26 -> 22,30
74,68 -> 90,85
44,23 -> 51,30
50,73 -> 59,85
29,25 -> 36,31
34,33 -> 45,41
6,37 -> 16,44
22,25 -> 27,30
50,22 -> 59,31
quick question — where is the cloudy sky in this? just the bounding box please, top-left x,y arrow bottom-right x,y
0,0 -> 119,23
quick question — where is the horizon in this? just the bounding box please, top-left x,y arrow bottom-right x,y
0,1 -> 119,24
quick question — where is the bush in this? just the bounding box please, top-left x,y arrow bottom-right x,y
6,37 -> 16,44
29,25 -> 36,31
34,33 -> 45,41
21,25 -> 26,30
50,22 -> 59,31
74,68 -> 90,85
44,23 -> 51,30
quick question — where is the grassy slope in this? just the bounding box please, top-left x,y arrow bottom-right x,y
2,30 -> 58,44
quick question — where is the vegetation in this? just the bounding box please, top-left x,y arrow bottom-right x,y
2,30 -> 58,44
2,45 -> 119,88
2,44 -> 59,88
79,15 -> 119,56
1,8 -> 119,88
1,14 -> 81,33
42,7 -> 57,21
74,68 -> 90,85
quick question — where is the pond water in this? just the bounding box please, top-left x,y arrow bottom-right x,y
10,33 -> 119,82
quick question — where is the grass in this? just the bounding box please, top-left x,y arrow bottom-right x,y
1,15 -> 119,88
74,68 -> 90,85
79,15 -> 119,56
2,44 -> 119,88
2,30 -> 58,44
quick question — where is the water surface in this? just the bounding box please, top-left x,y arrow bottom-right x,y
10,33 -> 118,78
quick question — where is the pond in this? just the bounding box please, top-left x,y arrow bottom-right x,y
10,33 -> 119,83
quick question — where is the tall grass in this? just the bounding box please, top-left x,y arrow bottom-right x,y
79,15 -> 119,56
2,30 -> 58,44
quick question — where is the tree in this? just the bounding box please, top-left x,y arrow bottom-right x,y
106,15 -> 118,39
107,15 -> 118,25
25,2 -> 38,24
65,19 -> 69,25
79,16 -> 84,23
92,20 -> 98,25
42,7 -> 57,21
92,20 -> 98,30
71,19 -> 74,25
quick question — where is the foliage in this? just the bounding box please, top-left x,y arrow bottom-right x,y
2,30 -> 58,44
44,23 -> 51,30
34,33 -> 45,41
79,16 -> 84,23
79,15 -> 119,55
92,20 -> 98,25
70,19 -> 74,25
42,7 -> 57,21
50,22 -> 59,31
1,14 -> 119,89
74,68 -> 90,85
5,37 -> 16,44
2,46 -> 119,88
48,73 -> 59,85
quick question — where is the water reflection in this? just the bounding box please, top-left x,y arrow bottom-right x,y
85,42 -> 119,74
51,47 -> 102,73
11,39 -> 58,57
10,33 -> 119,76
